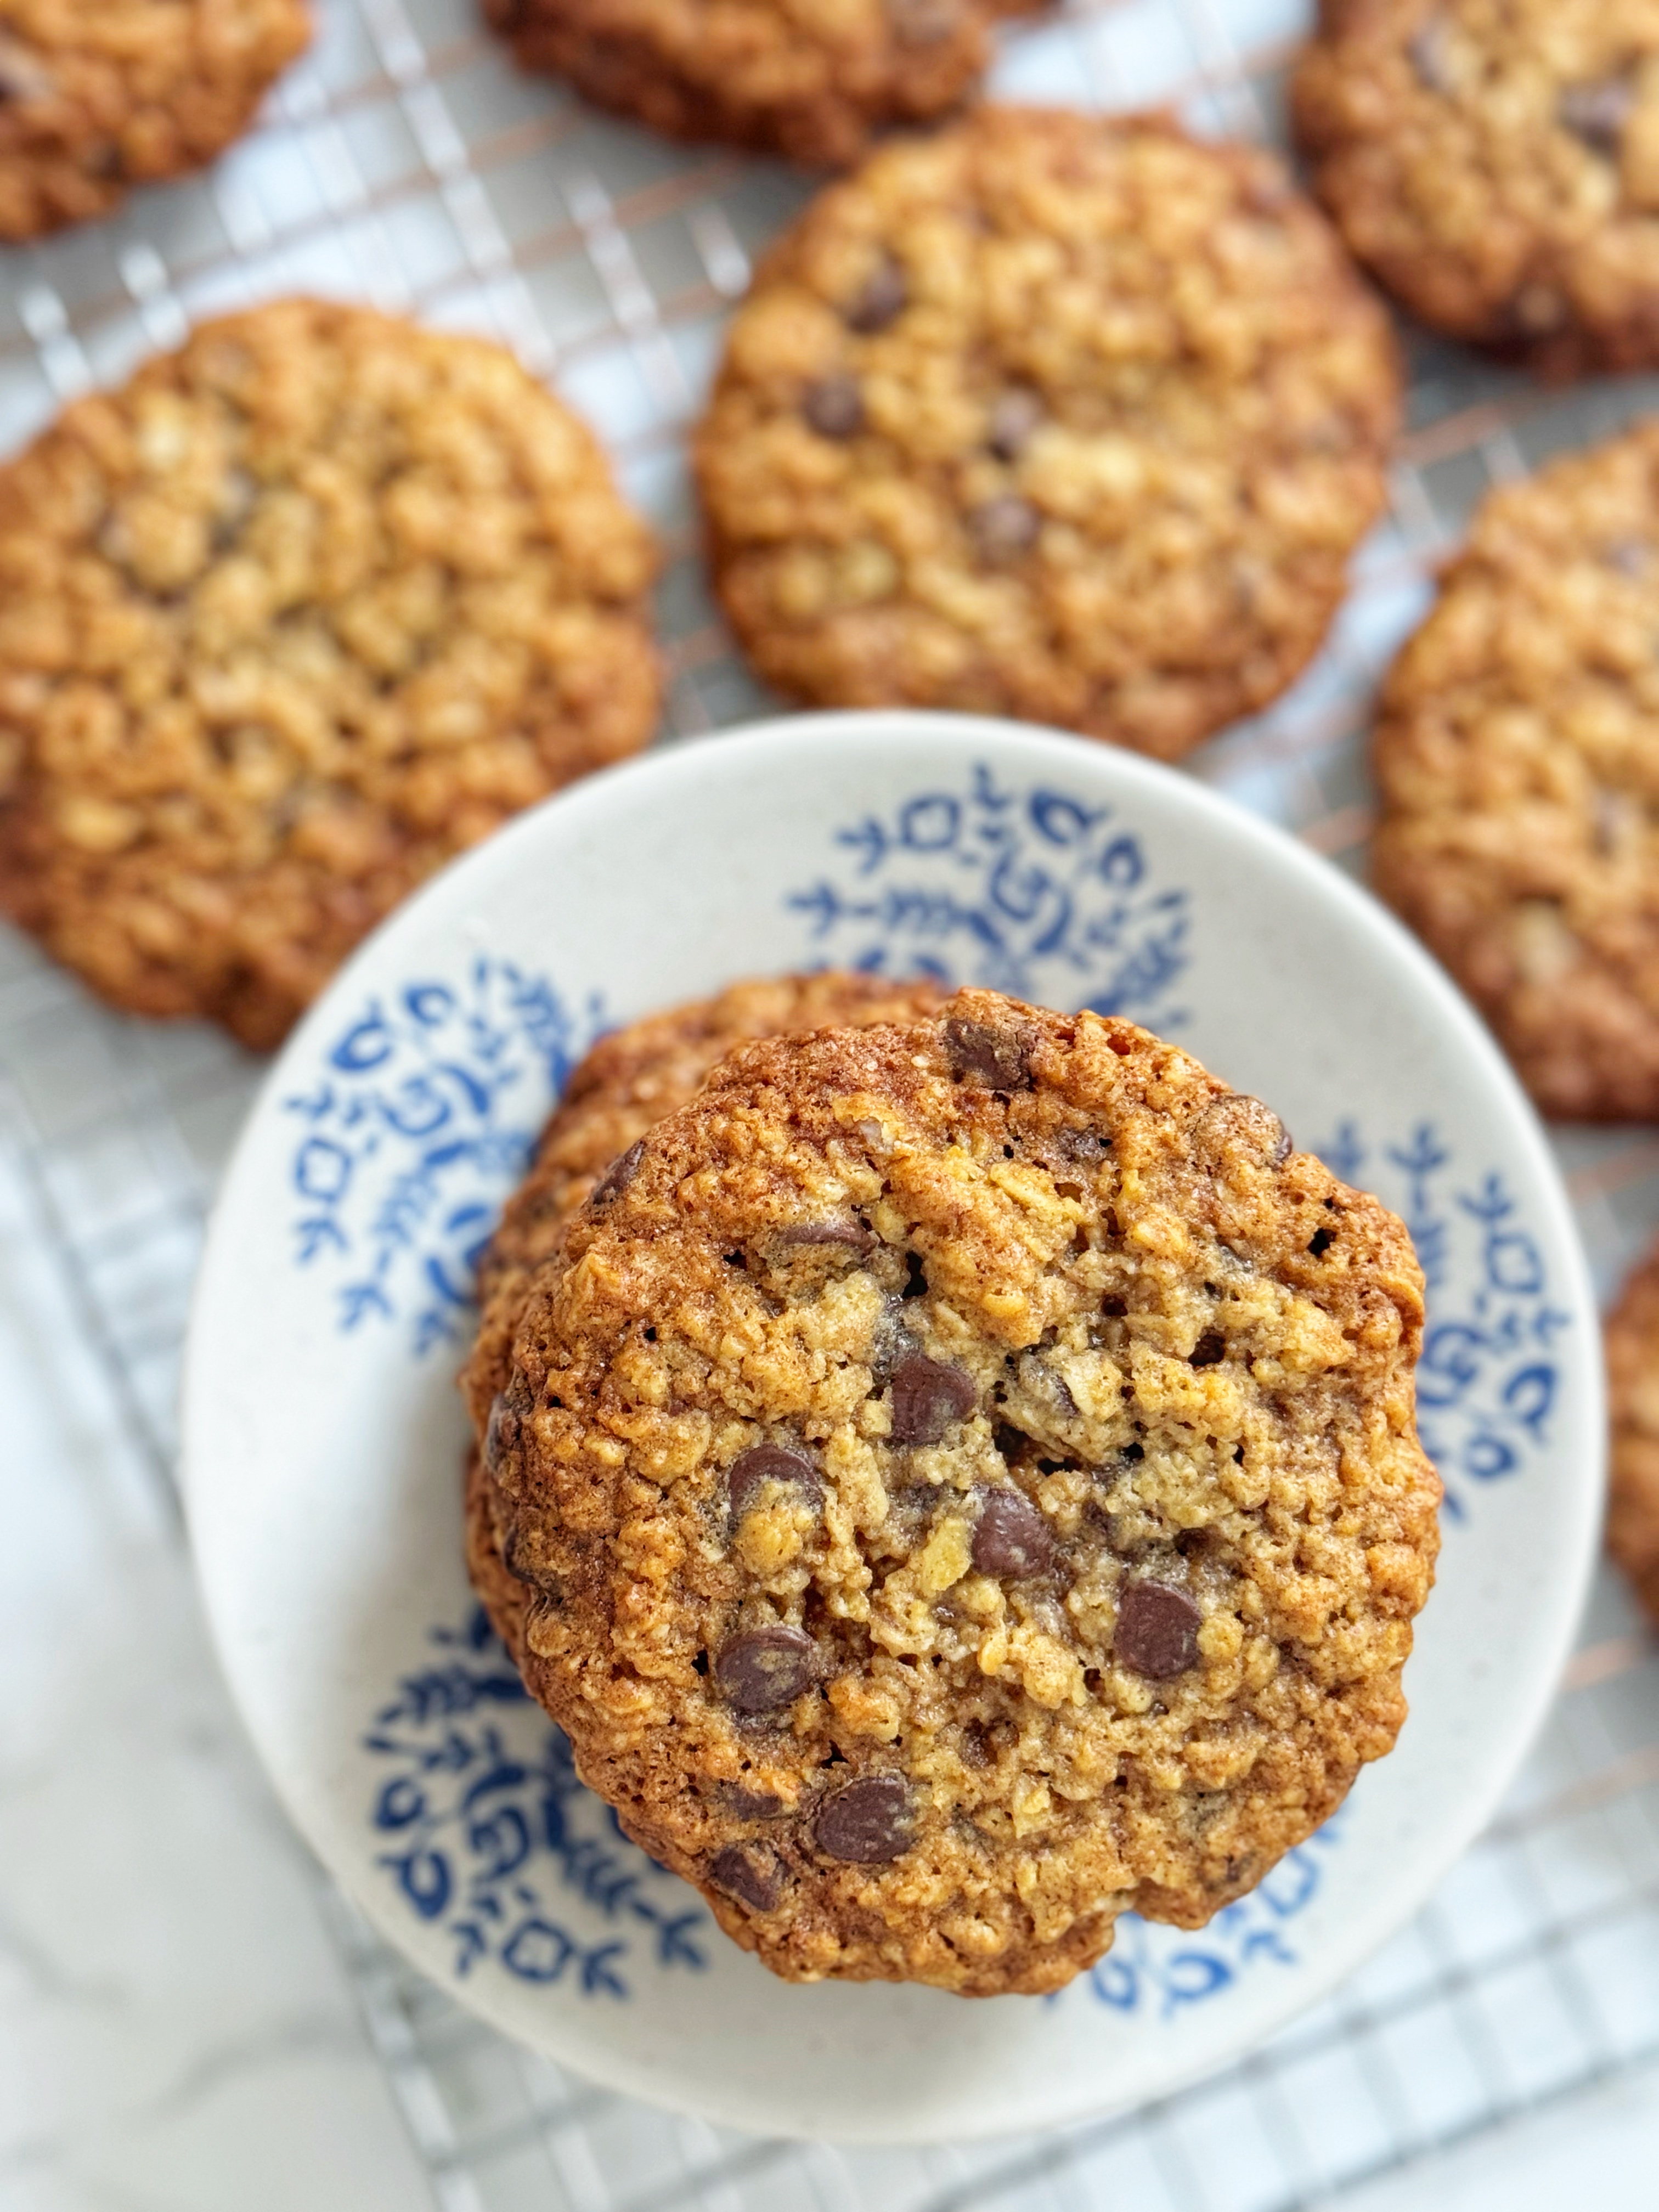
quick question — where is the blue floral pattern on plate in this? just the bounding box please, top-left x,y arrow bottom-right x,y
364,1607 -> 707,1997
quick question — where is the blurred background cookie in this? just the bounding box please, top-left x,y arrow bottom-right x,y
0,0 -> 311,241
481,0 -> 1042,167
695,107 -> 1401,761
1608,1236 -> 1659,1625
0,298 -> 660,1051
1372,421 -> 1659,1120
1293,0 -> 1659,376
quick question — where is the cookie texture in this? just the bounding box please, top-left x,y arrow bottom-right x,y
693,107 -> 1401,763
0,1 -> 311,240
1608,1236 -> 1659,1624
1373,424 -> 1659,1120
0,298 -> 660,1051
1293,0 -> 1659,376
467,985 -> 1439,1994
482,0 -> 1040,168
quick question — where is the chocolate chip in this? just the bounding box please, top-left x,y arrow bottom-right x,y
1560,77 -> 1634,155
774,1218 -> 873,1250
889,1352 -> 976,1444
1608,538 -> 1650,576
709,1841 -> 783,1911
844,261 -> 908,334
943,1013 -> 1032,1090
988,388 -> 1043,461
1407,16 -> 1455,95
972,1488 -> 1057,1577
1274,1121 -> 1293,1164
483,1390 -> 522,1474
0,37 -> 53,103
590,1138 -> 645,1205
719,1784 -> 785,1819
715,1626 -> 819,1714
1189,1332 -> 1226,1367
1115,1582 -> 1201,1680
887,0 -> 958,44
1056,1126 -> 1109,1163
968,494 -> 1040,562
815,1774 -> 915,1862
727,1442 -> 822,1526
802,375 -> 865,439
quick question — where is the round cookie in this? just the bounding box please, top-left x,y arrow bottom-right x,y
465,969 -> 949,1436
482,0 -> 1041,170
0,1 -> 311,241
471,986 -> 1440,1994
693,107 -> 1401,763
1293,0 -> 1659,377
0,298 -> 660,1051
1607,1235 -> 1659,1624
1372,422 -> 1659,1121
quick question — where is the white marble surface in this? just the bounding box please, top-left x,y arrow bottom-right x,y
0,1148 -> 432,2212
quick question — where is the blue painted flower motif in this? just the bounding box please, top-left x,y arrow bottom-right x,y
283,956 -> 601,1353
1318,1121 -> 1572,1519
1078,1824 -> 1341,2018
784,763 -> 1191,1026
364,1607 -> 707,1995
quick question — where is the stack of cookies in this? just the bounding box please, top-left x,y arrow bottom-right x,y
459,977 -> 1441,1992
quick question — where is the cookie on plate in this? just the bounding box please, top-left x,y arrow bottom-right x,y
0,298 -> 660,1051
0,0 -> 311,241
1372,422 -> 1659,1120
482,0 -> 1041,169
469,985 -> 1440,1994
1293,1 -> 1659,376
693,107 -> 1401,762
1607,1236 -> 1659,1624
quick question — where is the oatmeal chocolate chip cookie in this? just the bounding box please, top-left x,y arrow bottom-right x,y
471,986 -> 1440,1994
1372,422 -> 1659,1120
0,298 -> 660,1051
0,1 -> 311,241
693,107 -> 1401,763
1607,1235 -> 1659,1623
482,0 -> 1042,170
1293,0 -> 1659,376
464,969 -> 947,1439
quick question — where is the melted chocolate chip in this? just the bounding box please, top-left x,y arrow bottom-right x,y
1407,15 -> 1455,95
968,494 -> 1040,562
590,1138 -> 645,1205
727,1443 -> 822,1526
1190,1332 -> 1226,1368
844,261 -> 908,334
972,1488 -> 1057,1578
815,1774 -> 915,1862
943,1013 -> 1032,1090
988,388 -> 1043,461
719,1784 -> 785,1819
715,1626 -> 819,1714
890,1352 -> 977,1444
709,1841 -> 783,1911
1560,77 -> 1635,155
483,1391 -> 522,1475
0,37 -> 53,103
887,0 -> 957,44
802,375 -> 865,439
774,1218 -> 873,1250
1115,1582 -> 1202,1680
1056,1125 -> 1109,1163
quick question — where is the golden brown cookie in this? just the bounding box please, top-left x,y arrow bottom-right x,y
0,1 -> 311,240
693,107 -> 1401,762
1293,0 -> 1659,377
0,299 -> 661,1052
1372,423 -> 1659,1121
468,986 -> 1440,1994
1608,1237 -> 1659,1623
482,0 -> 1041,169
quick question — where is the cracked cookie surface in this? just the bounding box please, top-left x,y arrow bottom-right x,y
0,298 -> 659,1051
694,107 -> 1400,762
1607,1235 -> 1659,1624
1373,423 -> 1659,1120
468,985 -> 1438,1994
0,0 -> 311,240
482,0 -> 1041,168
1293,0 -> 1659,375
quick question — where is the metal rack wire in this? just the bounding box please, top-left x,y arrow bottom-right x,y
4,0 -> 1659,2204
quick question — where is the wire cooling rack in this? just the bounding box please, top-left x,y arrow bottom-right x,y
4,0 -> 1659,2205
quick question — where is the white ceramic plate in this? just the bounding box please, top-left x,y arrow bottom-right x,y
183,712 -> 1603,2145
